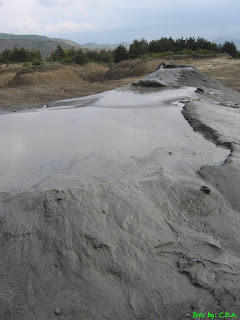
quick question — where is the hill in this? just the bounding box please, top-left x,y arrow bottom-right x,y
0,33 -> 130,58
0,33 -> 81,58
80,42 -> 130,51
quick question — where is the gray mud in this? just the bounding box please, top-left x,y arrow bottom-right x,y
1,62 -> 240,319
0,87 -> 228,191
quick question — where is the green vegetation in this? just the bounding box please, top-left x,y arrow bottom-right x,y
221,41 -> 238,58
1,37 -> 239,66
114,37 -> 239,63
31,60 -> 43,66
125,37 -> 239,60
113,45 -> 129,63
0,33 -> 81,58
129,39 -> 149,58
48,45 -> 113,65
0,47 -> 42,63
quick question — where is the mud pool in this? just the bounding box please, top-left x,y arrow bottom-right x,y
0,87 -> 229,190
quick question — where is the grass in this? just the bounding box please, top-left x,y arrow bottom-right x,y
138,50 -> 219,60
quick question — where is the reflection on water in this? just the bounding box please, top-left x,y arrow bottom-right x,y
0,87 -> 229,190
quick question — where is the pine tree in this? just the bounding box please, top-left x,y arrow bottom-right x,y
113,45 -> 128,63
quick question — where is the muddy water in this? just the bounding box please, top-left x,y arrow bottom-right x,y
0,87 -> 229,191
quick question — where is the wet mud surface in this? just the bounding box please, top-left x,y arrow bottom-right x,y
1,63 -> 240,319
0,87 -> 228,191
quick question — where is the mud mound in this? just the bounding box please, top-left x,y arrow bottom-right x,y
132,62 -> 238,95
2,177 -> 240,319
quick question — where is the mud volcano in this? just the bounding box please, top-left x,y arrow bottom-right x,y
1,63 -> 240,319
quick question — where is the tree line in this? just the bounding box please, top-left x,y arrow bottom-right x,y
114,37 -> 239,63
44,37 -> 240,64
0,47 -> 42,64
0,37 -> 239,66
48,45 -> 113,65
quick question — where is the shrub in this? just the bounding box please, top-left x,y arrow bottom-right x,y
62,56 -> 73,64
32,60 -> 43,66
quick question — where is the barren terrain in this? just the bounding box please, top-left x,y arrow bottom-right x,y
1,63 -> 240,318
0,54 -> 240,112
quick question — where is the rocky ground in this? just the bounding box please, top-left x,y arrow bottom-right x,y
1,63 -> 240,319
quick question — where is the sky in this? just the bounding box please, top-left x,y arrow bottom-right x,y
0,0 -> 240,44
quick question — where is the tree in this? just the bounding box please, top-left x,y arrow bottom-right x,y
85,50 -> 99,62
148,38 -> 174,53
113,45 -> 128,63
28,49 -> 42,62
1,49 -> 11,62
53,45 -> 66,61
185,37 -> 197,51
221,41 -> 238,58
97,50 -> 113,64
18,47 -> 28,62
75,49 -> 88,65
11,47 -> 20,62
67,47 -> 76,61
129,39 -> 148,58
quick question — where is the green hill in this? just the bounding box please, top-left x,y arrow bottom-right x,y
80,42 -> 130,51
0,34 -> 130,58
0,33 -> 81,58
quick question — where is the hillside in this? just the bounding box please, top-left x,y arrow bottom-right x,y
0,54 -> 240,112
80,42 -> 130,51
0,33 -> 81,58
0,33 -> 130,58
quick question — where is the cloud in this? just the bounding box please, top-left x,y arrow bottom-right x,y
38,0 -> 79,6
46,21 -> 95,33
0,0 -> 239,42
17,18 -> 40,33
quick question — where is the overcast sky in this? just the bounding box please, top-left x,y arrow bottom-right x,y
0,0 -> 239,44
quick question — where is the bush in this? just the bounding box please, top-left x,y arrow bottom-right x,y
139,51 -> 175,59
32,60 -> 43,66
23,62 -> 30,67
62,56 -> 73,64
221,41 -> 238,58
178,49 -> 195,55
